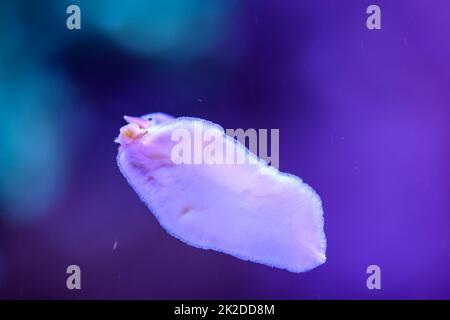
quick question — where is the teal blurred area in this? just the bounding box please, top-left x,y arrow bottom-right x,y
0,0 -> 232,222
0,1 -> 71,222
0,65 -> 69,220
73,0 -> 234,61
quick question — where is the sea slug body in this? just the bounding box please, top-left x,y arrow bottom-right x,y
116,113 -> 326,272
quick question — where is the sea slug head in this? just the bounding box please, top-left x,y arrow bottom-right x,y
115,113 -> 175,146
115,121 -> 147,145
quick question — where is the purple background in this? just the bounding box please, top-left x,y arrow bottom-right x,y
0,0 -> 449,299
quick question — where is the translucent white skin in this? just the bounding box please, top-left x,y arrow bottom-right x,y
116,113 -> 326,273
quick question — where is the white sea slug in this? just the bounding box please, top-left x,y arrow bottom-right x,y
116,113 -> 326,272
